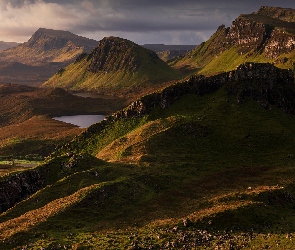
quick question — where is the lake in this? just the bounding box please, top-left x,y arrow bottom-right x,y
53,115 -> 105,128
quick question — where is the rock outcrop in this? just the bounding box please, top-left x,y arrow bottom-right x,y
80,63 -> 294,139
87,37 -> 145,73
0,170 -> 44,213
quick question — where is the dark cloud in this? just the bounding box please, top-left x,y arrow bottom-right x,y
0,0 -> 294,44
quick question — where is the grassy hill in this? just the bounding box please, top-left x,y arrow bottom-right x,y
2,63 -> 295,249
171,6 -> 295,76
43,37 -> 183,99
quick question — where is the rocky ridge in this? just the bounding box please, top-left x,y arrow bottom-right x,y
67,63 -> 294,146
87,36 -> 145,73
172,6 -> 295,73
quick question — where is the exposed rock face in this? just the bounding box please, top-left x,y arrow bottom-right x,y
0,170 -> 44,213
111,63 -> 294,118
87,37 -> 155,73
211,7 -> 295,58
264,29 -> 295,58
173,6 -> 295,71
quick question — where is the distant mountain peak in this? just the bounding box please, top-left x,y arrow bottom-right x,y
0,28 -> 98,66
87,36 -> 148,73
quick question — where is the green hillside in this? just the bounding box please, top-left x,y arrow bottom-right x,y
44,37 -> 182,98
2,63 -> 295,249
171,6 -> 295,76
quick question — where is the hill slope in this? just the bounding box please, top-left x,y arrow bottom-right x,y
44,36 -> 183,98
2,63 -> 295,249
172,6 -> 295,75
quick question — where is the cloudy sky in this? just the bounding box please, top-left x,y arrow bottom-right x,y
0,0 -> 294,45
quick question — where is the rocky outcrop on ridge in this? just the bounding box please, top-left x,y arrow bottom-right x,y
81,63 -> 294,138
172,6 -> 295,72
87,37 -> 145,73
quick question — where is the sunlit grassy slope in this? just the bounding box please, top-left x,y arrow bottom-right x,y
171,10 -> 295,76
44,37 -> 183,98
3,72 -> 295,249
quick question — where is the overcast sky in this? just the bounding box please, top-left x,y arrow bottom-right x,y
0,0 -> 294,45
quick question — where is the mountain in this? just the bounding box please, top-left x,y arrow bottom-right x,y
44,36 -> 183,98
2,63 -> 295,249
0,28 -> 98,86
0,28 -> 98,66
142,44 -> 197,61
171,6 -> 295,75
0,41 -> 20,52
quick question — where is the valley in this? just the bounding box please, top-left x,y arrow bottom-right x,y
0,5 -> 295,250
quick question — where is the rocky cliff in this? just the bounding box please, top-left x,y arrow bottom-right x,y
172,6 -> 295,74
87,37 -> 145,73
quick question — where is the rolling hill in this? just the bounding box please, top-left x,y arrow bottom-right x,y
2,63 -> 295,249
171,6 -> 295,75
43,36 -> 183,98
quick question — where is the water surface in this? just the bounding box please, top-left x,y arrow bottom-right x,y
53,115 -> 105,128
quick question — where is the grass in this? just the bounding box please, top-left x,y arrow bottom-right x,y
2,75 -> 295,248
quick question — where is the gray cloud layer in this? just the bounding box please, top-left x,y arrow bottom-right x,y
0,0 -> 294,45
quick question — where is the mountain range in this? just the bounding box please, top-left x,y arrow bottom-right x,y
1,5 -> 295,250
171,6 -> 295,75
